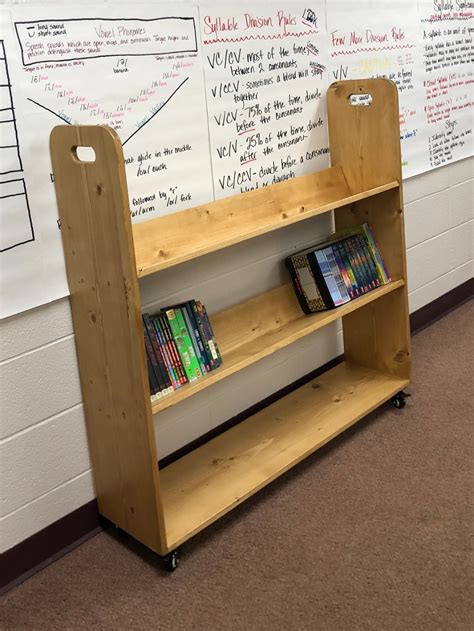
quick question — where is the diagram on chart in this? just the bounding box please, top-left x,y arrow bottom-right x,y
11,14 -> 214,221
0,178 -> 34,252
0,39 -> 34,252
14,18 -> 198,142
26,73 -> 190,146
0,40 -> 23,175
1,5 -> 216,318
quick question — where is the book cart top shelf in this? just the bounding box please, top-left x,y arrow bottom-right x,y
132,170 -> 399,277
50,79 -> 411,559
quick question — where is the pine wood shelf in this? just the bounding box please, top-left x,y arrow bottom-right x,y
133,175 -> 399,277
161,361 -> 409,549
50,78 -> 411,560
151,279 -> 405,415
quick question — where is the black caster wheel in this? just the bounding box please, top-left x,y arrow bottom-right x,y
391,391 -> 410,409
163,549 -> 180,572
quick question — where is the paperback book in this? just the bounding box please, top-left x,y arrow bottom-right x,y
142,300 -> 223,401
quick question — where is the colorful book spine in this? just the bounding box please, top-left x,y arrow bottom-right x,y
191,300 -> 219,368
352,234 -> 379,289
331,241 -> 354,299
152,316 -> 180,389
143,313 -> 173,395
349,235 -> 374,290
330,223 -> 390,285
335,240 -> 360,298
158,313 -> 188,385
322,245 -> 351,304
196,301 -> 222,367
145,344 -> 161,401
345,237 -> 369,293
362,224 -> 390,283
142,315 -> 163,400
177,307 -> 204,379
360,234 -> 384,287
165,308 -> 202,382
314,249 -> 346,307
180,303 -> 210,374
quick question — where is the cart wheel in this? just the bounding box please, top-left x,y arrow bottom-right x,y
164,549 -> 180,572
391,391 -> 409,409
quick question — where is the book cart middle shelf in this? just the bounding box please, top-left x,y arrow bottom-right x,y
50,79 -> 411,569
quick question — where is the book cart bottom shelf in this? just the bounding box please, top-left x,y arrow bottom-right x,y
160,361 -> 409,550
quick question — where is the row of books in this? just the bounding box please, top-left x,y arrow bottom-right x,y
142,300 -> 222,402
286,223 -> 390,314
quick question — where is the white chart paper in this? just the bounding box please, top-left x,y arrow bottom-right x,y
0,5 -> 214,318
1,1 -> 473,318
327,0 -> 427,177
201,3 -> 330,198
418,0 -> 473,170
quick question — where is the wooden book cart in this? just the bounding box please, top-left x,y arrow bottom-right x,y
50,79 -> 411,571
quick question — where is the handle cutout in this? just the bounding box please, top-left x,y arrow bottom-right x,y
73,146 -> 96,162
348,93 -> 372,107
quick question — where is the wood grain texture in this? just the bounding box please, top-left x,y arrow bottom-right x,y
160,361 -> 409,549
151,280 -> 405,415
133,170 -> 398,277
49,79 -> 411,556
50,125 -> 167,554
328,79 -> 411,380
327,79 -> 402,193
335,192 -> 411,380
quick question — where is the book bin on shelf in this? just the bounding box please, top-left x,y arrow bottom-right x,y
50,79 -> 411,571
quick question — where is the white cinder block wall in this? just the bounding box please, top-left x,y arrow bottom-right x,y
1,156 -> 473,554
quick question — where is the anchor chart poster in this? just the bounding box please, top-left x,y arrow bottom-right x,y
201,3 -> 330,198
0,4 -> 213,317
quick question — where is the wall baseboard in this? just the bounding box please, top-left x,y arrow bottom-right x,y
0,501 -> 101,596
1,279 -> 472,594
410,277 -> 473,335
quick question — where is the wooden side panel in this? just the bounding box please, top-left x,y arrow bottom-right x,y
50,125 -> 166,554
341,288 -> 411,379
327,79 -> 402,193
327,79 -> 410,380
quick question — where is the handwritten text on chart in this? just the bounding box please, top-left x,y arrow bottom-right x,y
203,5 -> 329,197
420,3 -> 473,170
14,17 -> 198,65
